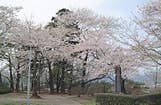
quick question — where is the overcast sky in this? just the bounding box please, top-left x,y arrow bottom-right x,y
0,0 -> 149,25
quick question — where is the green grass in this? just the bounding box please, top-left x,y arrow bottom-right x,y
82,99 -> 95,105
0,103 -> 47,105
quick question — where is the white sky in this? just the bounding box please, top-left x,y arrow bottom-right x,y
0,0 -> 149,25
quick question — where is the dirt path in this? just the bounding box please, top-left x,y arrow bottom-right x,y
0,93 -> 87,105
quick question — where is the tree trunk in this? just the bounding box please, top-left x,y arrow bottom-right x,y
47,59 -> 54,94
38,60 -> 42,94
38,72 -> 40,94
16,72 -> 21,92
9,56 -> 14,92
78,52 -> 88,97
68,69 -> 73,95
103,84 -> 106,93
32,75 -> 38,97
60,66 -> 65,94
0,72 -> 2,86
31,51 -> 40,98
80,81 -> 85,95
121,78 -> 126,93
56,69 -> 60,93
154,70 -> 158,89
114,65 -> 122,93
16,62 -> 21,93
21,82 -> 24,92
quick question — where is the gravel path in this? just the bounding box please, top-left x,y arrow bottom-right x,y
0,93 -> 84,105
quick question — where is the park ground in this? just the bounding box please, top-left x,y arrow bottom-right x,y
0,93 -> 95,105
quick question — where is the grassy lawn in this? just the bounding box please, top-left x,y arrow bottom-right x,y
0,93 -> 95,105
0,103 -> 46,105
0,102 -> 96,105
0,99 -> 95,105
82,98 -> 95,105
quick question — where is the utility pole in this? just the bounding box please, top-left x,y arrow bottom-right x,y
27,46 -> 31,105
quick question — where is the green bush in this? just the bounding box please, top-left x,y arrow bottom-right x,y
96,93 -> 161,105
0,83 -> 11,94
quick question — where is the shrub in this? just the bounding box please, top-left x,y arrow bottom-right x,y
125,80 -> 147,95
0,83 -> 11,94
96,93 -> 161,105
87,82 -> 112,96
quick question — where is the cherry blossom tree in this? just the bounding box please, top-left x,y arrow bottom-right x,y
105,0 -> 161,93
9,20 -> 56,97
134,0 -> 161,66
96,44 -> 142,93
116,0 -> 161,67
0,6 -> 22,92
9,14 -> 76,95
48,8 -> 121,95
54,8 -> 144,94
4,7 -> 147,96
